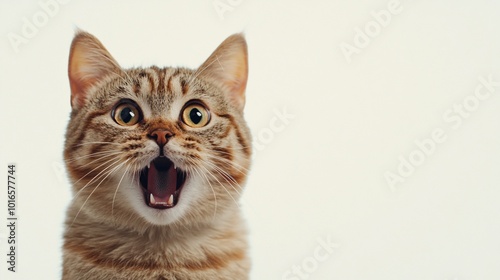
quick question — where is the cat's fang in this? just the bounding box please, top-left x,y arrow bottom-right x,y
167,195 -> 174,206
150,193 -> 156,204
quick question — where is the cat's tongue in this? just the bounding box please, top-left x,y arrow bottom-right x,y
147,157 -> 177,204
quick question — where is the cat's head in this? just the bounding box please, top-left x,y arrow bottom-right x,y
64,31 -> 251,230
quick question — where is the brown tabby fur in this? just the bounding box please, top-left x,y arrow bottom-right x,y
62,31 -> 252,279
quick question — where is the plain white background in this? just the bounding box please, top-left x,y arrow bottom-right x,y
1,0 -> 500,279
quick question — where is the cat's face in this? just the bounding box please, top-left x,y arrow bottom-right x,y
64,32 -> 251,229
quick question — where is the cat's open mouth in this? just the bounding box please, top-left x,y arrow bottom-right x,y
139,157 -> 187,209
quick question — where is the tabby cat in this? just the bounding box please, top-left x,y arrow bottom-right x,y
62,31 -> 252,279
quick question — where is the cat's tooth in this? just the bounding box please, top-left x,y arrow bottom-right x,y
167,195 -> 174,206
150,193 -> 156,204
147,162 -> 151,169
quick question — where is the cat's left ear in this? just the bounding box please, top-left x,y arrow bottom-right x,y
198,33 -> 248,111
68,30 -> 122,109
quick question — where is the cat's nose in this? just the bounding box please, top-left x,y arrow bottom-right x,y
148,129 -> 174,149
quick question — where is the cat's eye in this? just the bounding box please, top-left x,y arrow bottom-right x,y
181,101 -> 210,128
112,100 -> 142,126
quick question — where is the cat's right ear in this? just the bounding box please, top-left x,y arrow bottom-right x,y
68,31 -> 122,109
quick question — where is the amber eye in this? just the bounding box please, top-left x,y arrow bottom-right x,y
112,100 -> 142,126
181,101 -> 210,128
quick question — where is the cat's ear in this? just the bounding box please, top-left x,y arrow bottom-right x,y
198,33 -> 248,111
68,30 -> 122,109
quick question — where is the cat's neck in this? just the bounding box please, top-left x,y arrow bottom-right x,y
65,203 -> 245,249
63,206 -> 248,276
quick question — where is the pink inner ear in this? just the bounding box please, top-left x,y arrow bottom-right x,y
69,75 -> 98,108
228,79 -> 247,109
68,54 -> 95,108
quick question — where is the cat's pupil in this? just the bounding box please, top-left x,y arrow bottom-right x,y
120,107 -> 135,123
189,108 -> 203,124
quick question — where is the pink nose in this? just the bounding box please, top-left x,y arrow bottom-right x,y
148,129 -> 174,148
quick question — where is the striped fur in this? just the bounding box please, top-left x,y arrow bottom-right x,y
63,31 -> 252,279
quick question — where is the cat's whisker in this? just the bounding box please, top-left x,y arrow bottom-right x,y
211,165 -> 243,190
75,141 -> 123,147
199,157 -> 242,186
65,150 -> 121,164
197,164 -> 241,209
191,156 -> 252,212
188,167 -> 218,212
204,153 -> 250,175
72,156 -> 122,200
185,161 -> 218,222
72,154 -> 122,186
186,155 -> 246,193
204,160 -> 245,195
66,149 -> 120,160
112,159 -> 132,218
212,144 -> 253,151
71,159 -> 125,227
205,154 -> 250,173
119,67 -> 133,82
187,54 -> 224,85
72,163 -> 125,227
73,152 -> 122,171
202,160 -> 256,212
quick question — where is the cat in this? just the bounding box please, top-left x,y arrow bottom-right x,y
62,30 -> 252,280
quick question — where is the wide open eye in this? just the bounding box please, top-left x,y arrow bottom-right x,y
112,100 -> 142,126
181,101 -> 210,128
